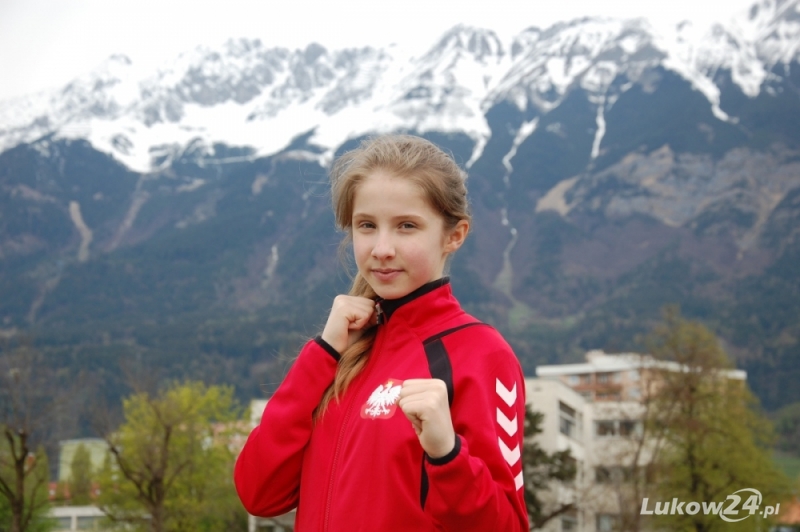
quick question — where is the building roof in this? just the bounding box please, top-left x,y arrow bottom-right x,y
778,497 -> 800,525
536,350 -> 747,380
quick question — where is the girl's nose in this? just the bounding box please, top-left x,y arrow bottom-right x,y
371,232 -> 395,259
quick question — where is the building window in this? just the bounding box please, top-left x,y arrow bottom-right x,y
596,420 -> 616,437
561,515 -> 578,531
559,401 -> 578,439
76,516 -> 102,530
595,420 -> 642,438
595,392 -> 620,401
628,387 -> 641,399
597,372 -> 611,384
596,514 -> 620,532
629,370 -> 640,381
619,420 -> 643,437
567,375 -> 579,385
55,517 -> 72,530
580,374 -> 592,384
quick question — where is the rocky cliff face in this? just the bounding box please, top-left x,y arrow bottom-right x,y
1,0 -> 799,409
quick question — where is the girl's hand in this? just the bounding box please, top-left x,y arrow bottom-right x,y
398,379 -> 456,459
320,295 -> 376,354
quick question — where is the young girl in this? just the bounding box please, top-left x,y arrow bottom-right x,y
234,135 -> 528,531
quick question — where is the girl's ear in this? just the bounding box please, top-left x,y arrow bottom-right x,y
443,220 -> 469,253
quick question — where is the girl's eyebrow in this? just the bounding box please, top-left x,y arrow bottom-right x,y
353,212 -> 427,221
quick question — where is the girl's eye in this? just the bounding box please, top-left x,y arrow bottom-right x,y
358,221 -> 375,229
400,222 -> 416,230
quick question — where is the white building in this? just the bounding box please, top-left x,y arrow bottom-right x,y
530,349 -> 747,532
50,505 -> 107,531
525,377 -> 587,531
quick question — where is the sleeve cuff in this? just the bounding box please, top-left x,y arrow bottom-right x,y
426,434 -> 461,466
314,336 -> 341,361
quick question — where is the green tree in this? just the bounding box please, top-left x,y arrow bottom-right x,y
96,380 -> 247,532
774,402 -> 800,457
522,404 -> 578,529
69,444 -> 93,506
647,309 -> 790,532
0,440 -> 51,532
0,345 -> 56,532
0,492 -> 10,529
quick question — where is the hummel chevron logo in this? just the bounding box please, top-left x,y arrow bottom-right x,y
495,379 -> 517,407
498,438 -> 521,467
514,472 -> 523,490
496,408 -> 518,437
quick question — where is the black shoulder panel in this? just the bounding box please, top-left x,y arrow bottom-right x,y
422,322 -> 488,406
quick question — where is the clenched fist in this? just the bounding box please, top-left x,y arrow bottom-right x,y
398,378 -> 456,459
320,295 -> 376,354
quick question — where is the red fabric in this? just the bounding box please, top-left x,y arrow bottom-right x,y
234,282 -> 528,531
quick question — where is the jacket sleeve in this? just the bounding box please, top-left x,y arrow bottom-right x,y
423,340 -> 528,532
233,337 -> 339,516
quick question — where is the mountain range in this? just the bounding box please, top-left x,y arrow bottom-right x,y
0,0 -> 798,416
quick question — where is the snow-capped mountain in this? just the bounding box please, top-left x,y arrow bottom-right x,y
1,0 -> 798,173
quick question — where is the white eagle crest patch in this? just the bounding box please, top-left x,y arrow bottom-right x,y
361,379 -> 403,419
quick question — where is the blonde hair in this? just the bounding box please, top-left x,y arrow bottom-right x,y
316,134 -> 471,417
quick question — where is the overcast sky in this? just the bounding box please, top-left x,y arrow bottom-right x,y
0,0 -> 757,101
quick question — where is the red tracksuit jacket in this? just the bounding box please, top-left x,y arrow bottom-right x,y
234,278 -> 528,531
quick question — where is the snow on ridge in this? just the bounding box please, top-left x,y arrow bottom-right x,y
666,0 -> 800,98
489,17 -> 661,112
1,5 -> 799,172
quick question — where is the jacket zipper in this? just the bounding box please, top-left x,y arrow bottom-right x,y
322,328 -> 385,531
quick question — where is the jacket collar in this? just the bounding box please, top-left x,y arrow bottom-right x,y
374,277 -> 450,325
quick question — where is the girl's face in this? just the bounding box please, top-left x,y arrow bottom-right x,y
351,170 -> 468,300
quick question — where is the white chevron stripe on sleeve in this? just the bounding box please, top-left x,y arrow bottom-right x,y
514,472 -> 523,490
498,437 -> 521,467
496,408 -> 518,437
495,378 -> 517,407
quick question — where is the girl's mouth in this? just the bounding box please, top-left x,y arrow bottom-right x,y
372,269 -> 402,281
